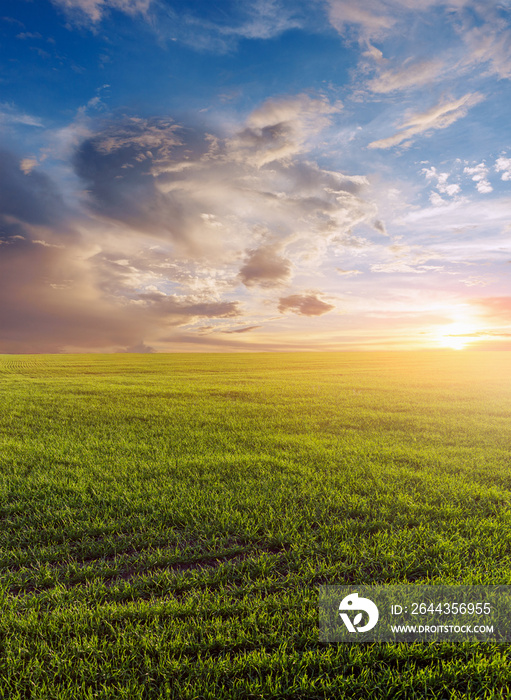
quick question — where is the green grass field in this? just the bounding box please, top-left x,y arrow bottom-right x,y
1,351 -> 511,699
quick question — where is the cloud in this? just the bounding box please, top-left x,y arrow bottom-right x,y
0,235 -> 243,353
0,150 -> 69,226
327,0 -> 511,118
0,228 -> 144,353
460,14 -> 511,79
278,293 -> 335,316
327,1 -> 396,39
427,192 -> 442,207
227,94 -> 343,166
0,103 -> 43,128
16,32 -> 42,39
73,117 -> 192,246
372,219 -> 387,235
2,16 -> 25,27
150,0 -> 307,53
91,117 -> 181,156
50,0 -> 312,54
495,156 -> 511,181
74,96 -> 376,265
326,0 -> 471,41
136,293 -> 241,320
51,0 -> 306,53
460,276 -> 488,287
239,244 -> 292,287
463,162 -> 493,194
215,0 -> 303,40
19,158 -> 39,174
370,242 -> 443,273
336,268 -> 362,276
51,0 -> 151,23
399,196 -> 511,249
0,145 -> 249,353
221,325 -> 262,334
367,60 -> 445,94
368,93 -> 484,149
422,166 -> 462,200
0,92 -> 383,352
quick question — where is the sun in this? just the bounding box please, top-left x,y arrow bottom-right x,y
435,322 -> 477,350
441,334 -> 468,350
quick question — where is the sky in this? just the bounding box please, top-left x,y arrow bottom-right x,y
1,0 -> 511,353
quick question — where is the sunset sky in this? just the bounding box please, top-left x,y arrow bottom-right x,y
1,0 -> 511,352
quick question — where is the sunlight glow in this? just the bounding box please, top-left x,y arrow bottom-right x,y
435,322 -> 478,350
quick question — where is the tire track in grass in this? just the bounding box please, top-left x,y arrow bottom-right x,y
4,542 -> 293,597
0,354 -> 48,375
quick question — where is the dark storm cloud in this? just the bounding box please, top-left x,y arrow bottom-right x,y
0,234 -> 142,353
0,147 -> 243,353
0,149 -> 146,352
73,118 -> 192,242
0,235 -> 243,352
0,149 -> 69,228
278,293 -> 335,316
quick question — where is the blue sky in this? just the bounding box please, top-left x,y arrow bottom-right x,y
1,0 -> 511,352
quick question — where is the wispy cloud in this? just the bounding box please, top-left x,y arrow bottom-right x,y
0,102 -> 43,128
459,11 -> 511,79
217,0 -> 302,40
326,0 -> 471,42
50,0 -> 310,54
336,268 -> 362,276
367,59 -> 445,94
221,325 -> 262,334
51,0 -> 151,23
16,31 -> 43,40
368,93 -> 484,149
328,0 -> 511,124
144,0 -> 305,53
